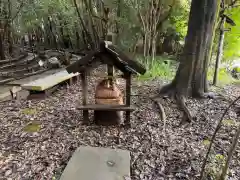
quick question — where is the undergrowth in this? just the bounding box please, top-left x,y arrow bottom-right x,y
207,68 -> 240,87
136,56 -> 176,81
137,55 -> 239,86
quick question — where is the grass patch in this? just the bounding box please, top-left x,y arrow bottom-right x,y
222,119 -> 238,127
207,68 -> 240,86
21,108 -> 38,115
137,56 -> 176,80
23,121 -> 41,133
203,139 -> 211,146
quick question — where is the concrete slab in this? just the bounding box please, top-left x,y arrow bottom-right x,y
60,146 -> 131,180
21,70 -> 79,91
7,69 -> 62,86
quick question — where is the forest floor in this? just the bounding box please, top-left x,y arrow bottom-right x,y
0,67 -> 240,180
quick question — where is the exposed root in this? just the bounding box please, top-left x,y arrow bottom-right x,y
159,83 -> 195,125
159,82 -> 175,97
152,97 -> 167,136
175,94 -> 195,125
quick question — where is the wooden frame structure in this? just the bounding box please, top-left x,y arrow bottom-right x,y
66,41 -> 146,126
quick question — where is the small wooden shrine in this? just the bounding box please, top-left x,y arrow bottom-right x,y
66,41 -> 146,126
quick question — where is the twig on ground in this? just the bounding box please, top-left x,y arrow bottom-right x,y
200,95 -> 240,180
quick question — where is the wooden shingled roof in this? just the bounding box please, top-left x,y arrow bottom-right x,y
66,41 -> 146,75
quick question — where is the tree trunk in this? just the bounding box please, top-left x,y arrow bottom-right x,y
160,0 -> 220,123
213,16 -> 225,86
0,9 -> 5,60
0,28 -> 5,60
7,0 -> 13,55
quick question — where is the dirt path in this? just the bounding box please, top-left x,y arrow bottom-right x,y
0,76 -> 239,180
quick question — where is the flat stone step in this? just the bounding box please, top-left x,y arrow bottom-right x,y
59,146 -> 131,180
21,69 -> 79,91
8,69 -> 62,86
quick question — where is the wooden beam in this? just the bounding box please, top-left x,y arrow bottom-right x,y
125,73 -> 131,127
80,71 -> 89,123
77,104 -> 135,111
107,45 -> 146,75
66,51 -> 99,74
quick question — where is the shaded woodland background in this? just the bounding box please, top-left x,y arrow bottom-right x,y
0,0 -> 239,60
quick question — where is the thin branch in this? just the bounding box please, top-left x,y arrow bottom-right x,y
219,124 -> 240,180
200,95 -> 240,180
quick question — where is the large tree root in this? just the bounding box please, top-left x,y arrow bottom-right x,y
159,83 -> 196,125
152,97 -> 167,135
175,94 -> 195,125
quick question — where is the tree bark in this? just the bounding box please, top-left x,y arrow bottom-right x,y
7,0 -> 13,55
0,28 -> 5,60
160,0 -> 220,123
0,0 -> 5,60
213,16 -> 225,86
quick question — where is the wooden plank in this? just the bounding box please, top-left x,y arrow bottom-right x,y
7,69 -> 62,86
21,70 -> 79,91
77,104 -> 135,111
59,146 -> 131,180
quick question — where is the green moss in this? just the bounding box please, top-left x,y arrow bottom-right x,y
21,108 -> 38,115
203,139 -> 211,146
23,121 -> 41,132
222,119 -> 237,126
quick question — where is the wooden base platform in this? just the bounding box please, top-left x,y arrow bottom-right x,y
77,104 -> 135,111
77,104 -> 134,126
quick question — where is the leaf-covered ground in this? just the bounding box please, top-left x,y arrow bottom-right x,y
0,69 -> 240,180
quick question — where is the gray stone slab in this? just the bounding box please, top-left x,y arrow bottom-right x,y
7,69 -> 63,86
21,69 -> 79,91
60,146 -> 131,180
